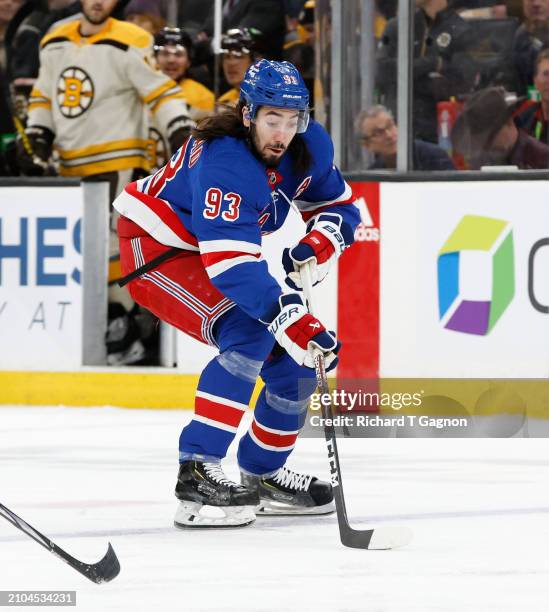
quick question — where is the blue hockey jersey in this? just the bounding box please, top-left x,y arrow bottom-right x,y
113,119 -> 360,321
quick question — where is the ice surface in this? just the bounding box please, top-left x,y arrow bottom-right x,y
1,406 -> 548,611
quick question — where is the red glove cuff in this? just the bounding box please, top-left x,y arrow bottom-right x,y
300,230 -> 336,265
285,313 -> 326,350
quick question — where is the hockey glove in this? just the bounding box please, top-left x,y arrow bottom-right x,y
262,294 -> 341,371
167,114 -> 194,153
282,213 -> 354,290
16,126 -> 55,176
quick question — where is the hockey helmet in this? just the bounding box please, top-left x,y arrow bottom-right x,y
220,28 -> 259,57
154,27 -> 194,59
240,60 -> 310,133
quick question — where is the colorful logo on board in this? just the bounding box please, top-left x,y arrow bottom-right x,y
438,215 -> 515,335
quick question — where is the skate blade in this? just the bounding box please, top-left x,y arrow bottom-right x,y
255,500 -> 335,516
174,501 -> 256,528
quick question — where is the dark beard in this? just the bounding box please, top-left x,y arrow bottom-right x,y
83,9 -> 110,25
261,152 -> 282,167
247,125 -> 284,167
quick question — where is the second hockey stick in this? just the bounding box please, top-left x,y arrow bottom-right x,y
0,502 -> 120,583
299,261 -> 412,550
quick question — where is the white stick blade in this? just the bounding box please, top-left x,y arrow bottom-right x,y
368,525 -> 413,550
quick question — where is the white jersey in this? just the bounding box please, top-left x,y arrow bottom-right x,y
27,18 -> 192,177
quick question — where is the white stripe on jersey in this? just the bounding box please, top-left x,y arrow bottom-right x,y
113,189 -> 199,251
205,255 -> 261,279
294,182 -> 353,212
199,239 -> 262,255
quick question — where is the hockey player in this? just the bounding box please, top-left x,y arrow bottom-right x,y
149,27 -> 213,170
19,0 -> 192,197
218,28 -> 258,106
113,59 -> 360,528
153,27 -> 214,120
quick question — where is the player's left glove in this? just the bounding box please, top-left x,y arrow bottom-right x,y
261,293 -> 341,371
282,213 -> 354,290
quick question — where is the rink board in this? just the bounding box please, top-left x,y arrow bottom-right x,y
337,179 -> 549,380
2,179 -> 549,408
378,181 -> 549,378
0,187 -> 84,370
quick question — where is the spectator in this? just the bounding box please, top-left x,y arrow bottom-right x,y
514,47 -> 549,142
375,0 -> 396,39
376,0 -> 478,143
356,104 -> 456,170
451,0 -> 507,18
0,0 -> 23,70
124,0 -> 166,34
452,86 -> 549,167
125,13 -> 165,34
200,0 -> 286,60
218,27 -> 257,106
19,0 -> 192,365
513,0 -> 549,95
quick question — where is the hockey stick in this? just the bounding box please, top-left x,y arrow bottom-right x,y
0,503 -> 120,583
299,261 -> 412,550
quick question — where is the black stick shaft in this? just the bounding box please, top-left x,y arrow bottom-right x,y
299,261 -> 384,548
0,504 -> 53,552
0,503 -> 120,583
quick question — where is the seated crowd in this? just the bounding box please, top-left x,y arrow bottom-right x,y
371,0 -> 549,169
2,0 -> 549,174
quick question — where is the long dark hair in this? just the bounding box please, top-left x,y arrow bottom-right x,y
191,102 -> 312,175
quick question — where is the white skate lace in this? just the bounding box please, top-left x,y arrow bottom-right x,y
272,467 -> 313,492
203,462 -> 238,488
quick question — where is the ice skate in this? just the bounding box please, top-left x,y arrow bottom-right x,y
174,461 -> 259,528
241,466 -> 335,516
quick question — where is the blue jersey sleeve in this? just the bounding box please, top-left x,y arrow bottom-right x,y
192,143 -> 282,321
294,122 -> 361,231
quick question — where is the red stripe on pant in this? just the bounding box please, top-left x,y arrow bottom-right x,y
251,421 -> 298,448
195,396 -> 245,428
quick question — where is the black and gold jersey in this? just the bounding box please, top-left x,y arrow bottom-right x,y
28,18 -> 192,176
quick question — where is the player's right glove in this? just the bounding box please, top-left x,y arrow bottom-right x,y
15,126 -> 55,176
261,294 -> 340,370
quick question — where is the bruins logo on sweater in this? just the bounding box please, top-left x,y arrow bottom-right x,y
27,18 -> 192,177
57,67 -> 94,118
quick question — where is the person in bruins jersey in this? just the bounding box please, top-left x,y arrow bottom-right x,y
19,0 -> 193,366
19,0 -> 192,198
